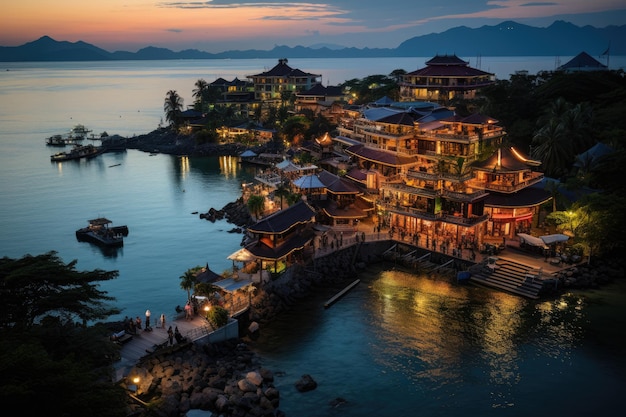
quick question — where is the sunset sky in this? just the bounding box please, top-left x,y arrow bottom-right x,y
2,1 -> 625,52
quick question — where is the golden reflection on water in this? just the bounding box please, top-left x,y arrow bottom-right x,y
219,155 -> 240,179
367,268 -> 586,406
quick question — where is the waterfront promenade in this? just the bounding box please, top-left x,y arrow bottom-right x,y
114,313 -> 213,381
113,221 -> 568,381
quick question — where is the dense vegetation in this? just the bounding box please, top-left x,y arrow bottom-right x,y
0,252 -> 128,416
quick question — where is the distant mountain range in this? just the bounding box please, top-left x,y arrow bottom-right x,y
1,20 -> 623,62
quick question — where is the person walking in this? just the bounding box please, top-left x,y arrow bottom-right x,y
167,326 -> 174,346
159,313 -> 166,329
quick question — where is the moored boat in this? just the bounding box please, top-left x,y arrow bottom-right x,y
46,134 -> 81,146
76,218 -> 128,247
50,144 -> 104,162
70,124 -> 93,139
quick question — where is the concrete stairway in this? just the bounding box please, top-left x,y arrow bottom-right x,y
468,258 -> 547,299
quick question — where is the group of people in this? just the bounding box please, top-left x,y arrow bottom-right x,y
123,311 -> 168,334
166,325 -> 186,346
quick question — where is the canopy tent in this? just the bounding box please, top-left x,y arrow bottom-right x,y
227,248 -> 256,262
540,234 -> 569,245
517,233 -> 548,249
239,150 -> 257,158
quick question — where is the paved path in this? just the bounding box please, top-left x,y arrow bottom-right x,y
113,314 -> 212,381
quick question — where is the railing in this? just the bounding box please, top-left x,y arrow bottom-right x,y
186,324 -> 213,342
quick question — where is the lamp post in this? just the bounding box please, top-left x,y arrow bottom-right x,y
204,305 -> 210,321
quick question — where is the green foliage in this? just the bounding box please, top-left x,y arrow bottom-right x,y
207,305 -> 229,328
164,90 -> 184,129
179,268 -> 198,302
247,195 -> 265,219
194,129 -> 219,145
0,251 -> 120,328
341,74 -> 398,104
0,252 -> 127,416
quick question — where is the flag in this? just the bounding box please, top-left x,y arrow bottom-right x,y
600,42 -> 610,57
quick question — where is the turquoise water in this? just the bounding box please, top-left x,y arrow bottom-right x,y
1,60 -> 625,416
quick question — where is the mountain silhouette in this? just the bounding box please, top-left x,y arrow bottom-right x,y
1,21 -> 623,62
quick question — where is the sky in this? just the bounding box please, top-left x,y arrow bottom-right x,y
2,0 -> 625,53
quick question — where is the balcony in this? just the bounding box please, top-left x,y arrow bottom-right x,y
466,172 -> 544,193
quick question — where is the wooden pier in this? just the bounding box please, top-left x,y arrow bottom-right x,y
324,279 -> 360,308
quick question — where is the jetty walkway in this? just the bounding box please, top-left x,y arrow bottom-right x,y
113,314 -> 213,381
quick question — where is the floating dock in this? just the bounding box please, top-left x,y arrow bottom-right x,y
324,279 -> 360,308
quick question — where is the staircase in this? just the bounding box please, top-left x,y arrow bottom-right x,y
468,258 -> 550,299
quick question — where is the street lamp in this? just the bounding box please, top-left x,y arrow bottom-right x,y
204,305 -> 210,321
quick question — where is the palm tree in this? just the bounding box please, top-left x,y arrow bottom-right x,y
179,268 -> 196,302
247,195 -> 265,220
192,79 -> 209,111
275,182 -> 291,210
531,118 -> 571,178
164,90 -> 184,129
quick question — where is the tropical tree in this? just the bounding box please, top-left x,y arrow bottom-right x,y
192,78 -> 209,111
531,118 -> 571,178
247,194 -> 265,220
195,282 -> 221,303
0,251 -> 120,328
179,268 -> 197,302
274,183 -> 291,210
0,252 -> 128,416
389,68 -> 406,83
164,89 -> 184,129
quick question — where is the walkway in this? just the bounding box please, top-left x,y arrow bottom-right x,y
311,220 -> 575,299
113,314 -> 212,381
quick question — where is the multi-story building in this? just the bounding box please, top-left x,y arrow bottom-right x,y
399,54 -> 495,105
247,58 -> 321,107
332,101 -> 550,253
294,83 -> 348,123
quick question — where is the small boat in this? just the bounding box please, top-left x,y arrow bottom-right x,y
76,218 -> 128,247
70,124 -> 93,139
45,134 -> 80,147
45,124 -> 92,145
50,144 -> 104,162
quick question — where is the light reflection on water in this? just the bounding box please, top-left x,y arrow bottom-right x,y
252,264 -> 612,416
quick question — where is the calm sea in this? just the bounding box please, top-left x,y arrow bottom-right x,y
1,58 -> 625,416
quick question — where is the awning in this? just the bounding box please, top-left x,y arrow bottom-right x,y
239,150 -> 257,157
540,234 -> 569,245
227,248 -> 255,262
517,233 -> 548,249
214,277 -> 253,293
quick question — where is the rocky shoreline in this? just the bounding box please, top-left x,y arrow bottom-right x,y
101,129 -> 278,157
